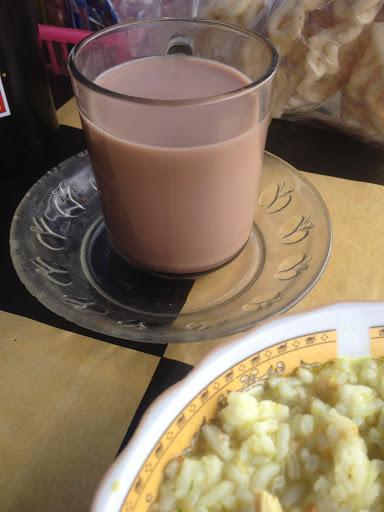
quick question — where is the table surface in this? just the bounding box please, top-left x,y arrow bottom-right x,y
1,98 -> 384,512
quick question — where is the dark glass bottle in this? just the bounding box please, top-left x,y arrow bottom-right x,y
0,0 -> 58,168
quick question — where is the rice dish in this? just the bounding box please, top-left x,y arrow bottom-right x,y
152,358 -> 384,512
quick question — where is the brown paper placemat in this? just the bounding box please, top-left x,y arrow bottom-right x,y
0,311 -> 159,512
58,98 -> 80,129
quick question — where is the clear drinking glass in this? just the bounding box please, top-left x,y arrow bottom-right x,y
69,19 -> 278,275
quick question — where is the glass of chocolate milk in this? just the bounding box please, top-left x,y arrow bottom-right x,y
69,19 -> 278,274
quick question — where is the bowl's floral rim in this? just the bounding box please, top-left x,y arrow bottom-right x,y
92,301 -> 384,512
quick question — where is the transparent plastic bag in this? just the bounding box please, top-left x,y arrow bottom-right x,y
109,0 -> 384,144
109,0 -> 201,19
199,0 -> 384,145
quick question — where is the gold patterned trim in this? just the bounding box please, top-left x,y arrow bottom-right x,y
370,326 -> 384,357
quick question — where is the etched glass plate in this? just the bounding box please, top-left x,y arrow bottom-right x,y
10,151 -> 332,343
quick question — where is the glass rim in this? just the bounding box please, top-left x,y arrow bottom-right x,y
68,18 -> 279,106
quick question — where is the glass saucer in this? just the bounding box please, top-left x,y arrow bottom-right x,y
10,151 -> 332,343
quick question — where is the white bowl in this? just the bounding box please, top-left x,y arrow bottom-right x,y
92,302 -> 384,512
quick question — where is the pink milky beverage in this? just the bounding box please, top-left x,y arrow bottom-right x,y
81,54 -> 270,274
70,20 -> 277,274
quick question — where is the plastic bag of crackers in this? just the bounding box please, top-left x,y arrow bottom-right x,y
199,0 -> 384,145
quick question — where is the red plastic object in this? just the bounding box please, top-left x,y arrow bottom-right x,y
38,24 -> 92,75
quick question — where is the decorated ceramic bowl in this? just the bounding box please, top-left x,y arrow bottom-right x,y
91,302 -> 384,512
